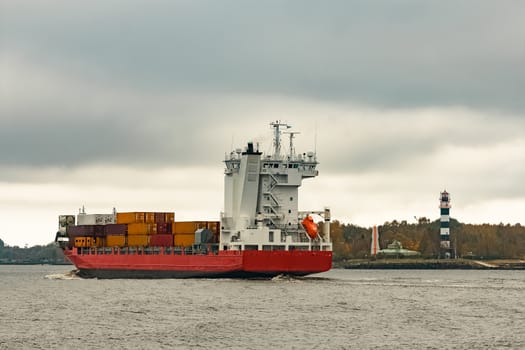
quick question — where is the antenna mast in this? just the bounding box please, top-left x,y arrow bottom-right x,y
270,120 -> 291,158
283,131 -> 300,158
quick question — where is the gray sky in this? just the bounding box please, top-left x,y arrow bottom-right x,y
1,1 -> 524,246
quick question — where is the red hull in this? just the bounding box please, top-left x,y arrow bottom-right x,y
64,248 -> 332,278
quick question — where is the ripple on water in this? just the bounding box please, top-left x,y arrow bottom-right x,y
1,266 -> 524,350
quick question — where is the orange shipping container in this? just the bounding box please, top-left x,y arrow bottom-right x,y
144,212 -> 156,223
174,234 -> 194,247
127,234 -> 149,247
172,222 -> 193,234
116,212 -> 145,224
106,235 -> 126,247
94,237 -> 105,247
128,223 -> 157,235
165,212 -> 175,223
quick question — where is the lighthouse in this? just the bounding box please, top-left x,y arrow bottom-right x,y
439,190 -> 452,257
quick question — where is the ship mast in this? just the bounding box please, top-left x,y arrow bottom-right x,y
270,121 -> 291,158
283,131 -> 300,159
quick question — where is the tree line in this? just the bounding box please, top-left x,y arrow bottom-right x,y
1,218 -> 524,264
0,239 -> 67,264
329,218 -> 525,261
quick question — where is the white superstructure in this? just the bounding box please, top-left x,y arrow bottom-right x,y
220,121 -> 332,252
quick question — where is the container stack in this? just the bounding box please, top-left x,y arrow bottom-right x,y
104,224 -> 127,247
115,212 -> 175,247
68,211 -> 219,248
172,221 -> 220,247
67,225 -> 106,247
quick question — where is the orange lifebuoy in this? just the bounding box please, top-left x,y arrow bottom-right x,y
302,215 -> 318,239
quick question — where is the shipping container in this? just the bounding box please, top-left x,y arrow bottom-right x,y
156,223 -> 172,234
172,221 -> 208,235
144,212 -> 156,224
67,225 -> 87,238
165,212 -> 175,223
116,212 -> 145,224
58,215 -> 75,233
207,221 -> 220,235
154,212 -> 165,223
150,234 -> 173,247
195,229 -> 214,244
128,223 -> 157,235
94,237 -> 105,247
106,235 -> 126,247
77,213 -> 115,225
74,237 -> 88,247
127,234 -> 149,247
73,236 -> 102,247
104,224 -> 127,235
67,225 -> 105,238
94,225 -> 106,237
174,234 -> 195,247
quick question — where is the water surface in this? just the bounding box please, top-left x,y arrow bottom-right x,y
0,266 -> 523,349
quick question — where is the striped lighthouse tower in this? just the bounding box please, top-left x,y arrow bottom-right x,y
439,190 -> 451,256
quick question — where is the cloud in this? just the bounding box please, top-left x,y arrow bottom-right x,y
1,1 -> 524,246
2,1 -> 525,110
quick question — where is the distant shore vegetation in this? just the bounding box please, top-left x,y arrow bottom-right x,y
329,219 -> 525,261
0,239 -> 67,265
1,219 -> 524,264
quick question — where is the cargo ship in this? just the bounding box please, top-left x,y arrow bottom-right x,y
55,121 -> 332,278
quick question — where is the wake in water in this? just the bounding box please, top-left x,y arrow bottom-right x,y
271,274 -> 296,282
271,274 -> 334,282
44,270 -> 81,280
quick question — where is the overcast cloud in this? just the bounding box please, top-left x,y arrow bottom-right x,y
1,1 -> 524,246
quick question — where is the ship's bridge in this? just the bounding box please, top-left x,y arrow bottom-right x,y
220,122 -> 331,252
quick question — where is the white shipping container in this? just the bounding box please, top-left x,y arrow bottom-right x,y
58,215 -> 75,232
77,214 -> 115,225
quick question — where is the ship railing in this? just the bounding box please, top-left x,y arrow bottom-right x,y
77,245 -> 221,256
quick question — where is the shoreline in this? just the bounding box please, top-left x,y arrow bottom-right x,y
336,258 -> 525,270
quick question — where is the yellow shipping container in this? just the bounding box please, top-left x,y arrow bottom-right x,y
128,223 -> 157,235
172,221 -> 208,235
116,212 -> 145,224
106,235 -> 126,247
127,234 -> 149,247
74,237 -> 88,247
74,236 -> 100,247
174,234 -> 195,247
